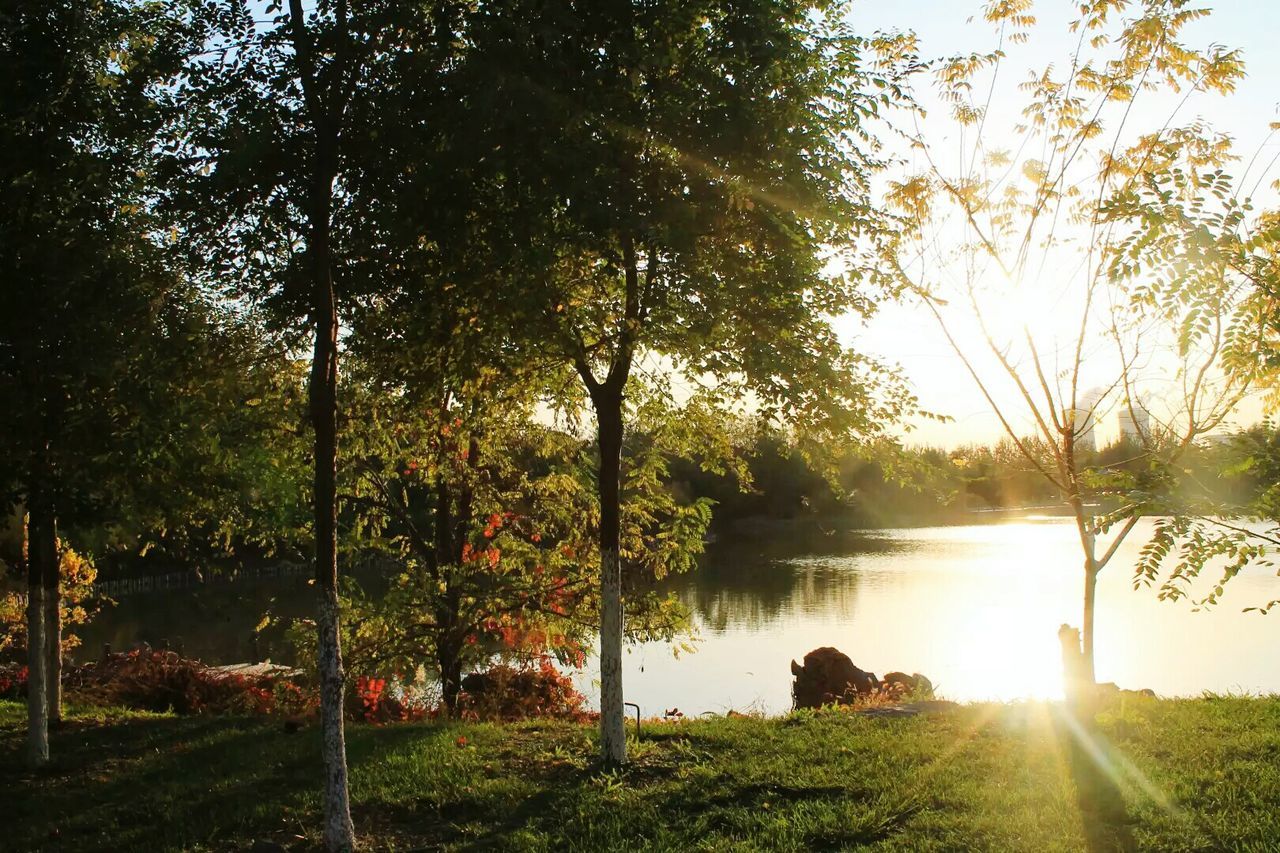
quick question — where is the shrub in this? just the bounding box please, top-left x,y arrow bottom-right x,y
0,663 -> 27,699
346,674 -> 430,724
457,658 -> 589,722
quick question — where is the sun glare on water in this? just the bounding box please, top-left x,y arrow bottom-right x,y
894,522 -> 1076,702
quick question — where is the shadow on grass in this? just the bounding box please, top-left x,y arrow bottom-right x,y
2,715 -> 319,852
1055,708 -> 1137,853
802,801 -> 923,851
347,726 -> 857,851
354,782 -> 568,850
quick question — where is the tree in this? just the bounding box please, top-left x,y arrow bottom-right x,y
886,0 -> 1255,683
172,1 -> 471,845
334,382 -> 601,713
105,311 -> 313,567
457,0 -> 913,764
0,0 -> 199,765
283,6 -> 357,842
173,0 -> 358,843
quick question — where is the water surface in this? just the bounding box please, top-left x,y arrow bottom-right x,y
580,517 -> 1280,714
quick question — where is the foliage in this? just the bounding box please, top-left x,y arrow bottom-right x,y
1116,424 -> 1280,614
1103,137 -> 1280,613
0,664 -> 27,700
329,370 -> 604,695
280,376 -> 714,705
106,324 -> 314,567
451,0 -> 918,457
0,545 -> 104,659
0,0 -> 209,531
347,674 -> 431,724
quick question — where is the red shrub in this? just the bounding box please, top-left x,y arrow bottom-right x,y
0,663 -> 27,699
457,658 -> 589,722
345,674 -> 427,723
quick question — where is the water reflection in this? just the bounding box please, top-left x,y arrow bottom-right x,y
595,518 -> 1280,715
77,576 -> 315,665
669,529 -> 925,632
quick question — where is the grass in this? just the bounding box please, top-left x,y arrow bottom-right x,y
2,695 -> 1279,851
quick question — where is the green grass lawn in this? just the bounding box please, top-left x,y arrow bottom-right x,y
3,695 -> 1278,851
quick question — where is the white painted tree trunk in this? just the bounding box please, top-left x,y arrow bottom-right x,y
1081,565 -> 1098,685
599,548 -> 626,766
317,587 -> 355,850
26,583 -> 48,766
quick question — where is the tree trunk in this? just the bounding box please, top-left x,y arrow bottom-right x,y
433,478 -> 459,716
311,262 -> 355,851
25,500 -> 50,767
1081,564 -> 1098,685
438,641 -> 462,715
593,390 -> 626,767
1070,496 -> 1099,688
307,163 -> 355,848
42,517 -> 61,724
433,436 -> 476,718
287,1 -> 355,845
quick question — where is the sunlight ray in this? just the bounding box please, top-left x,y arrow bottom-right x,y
1052,704 -> 1177,815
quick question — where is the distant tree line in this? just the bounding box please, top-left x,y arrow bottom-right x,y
677,427 -> 1280,531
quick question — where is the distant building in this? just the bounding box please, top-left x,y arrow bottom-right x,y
1071,387 -> 1105,453
1117,400 -> 1150,443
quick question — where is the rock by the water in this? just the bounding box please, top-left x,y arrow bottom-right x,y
790,647 -> 878,709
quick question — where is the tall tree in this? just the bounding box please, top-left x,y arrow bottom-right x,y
172,2 -> 461,846
174,0 -> 356,842
457,0 -> 913,765
0,0 -> 196,765
286,3 -> 358,844
338,128 -> 724,714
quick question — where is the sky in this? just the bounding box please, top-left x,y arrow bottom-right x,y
840,0 -> 1280,448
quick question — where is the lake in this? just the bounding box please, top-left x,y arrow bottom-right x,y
81,517 -> 1280,716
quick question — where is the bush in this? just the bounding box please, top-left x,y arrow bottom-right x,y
0,663 -> 27,699
33,648 -> 587,726
346,674 -> 433,723
457,658 -> 590,722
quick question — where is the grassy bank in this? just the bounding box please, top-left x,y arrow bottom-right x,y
3,696 -> 1278,851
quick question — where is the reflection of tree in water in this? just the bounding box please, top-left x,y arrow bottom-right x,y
77,578 -> 314,665
666,530 -> 908,633
85,531 -> 915,659
78,565 -> 396,666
